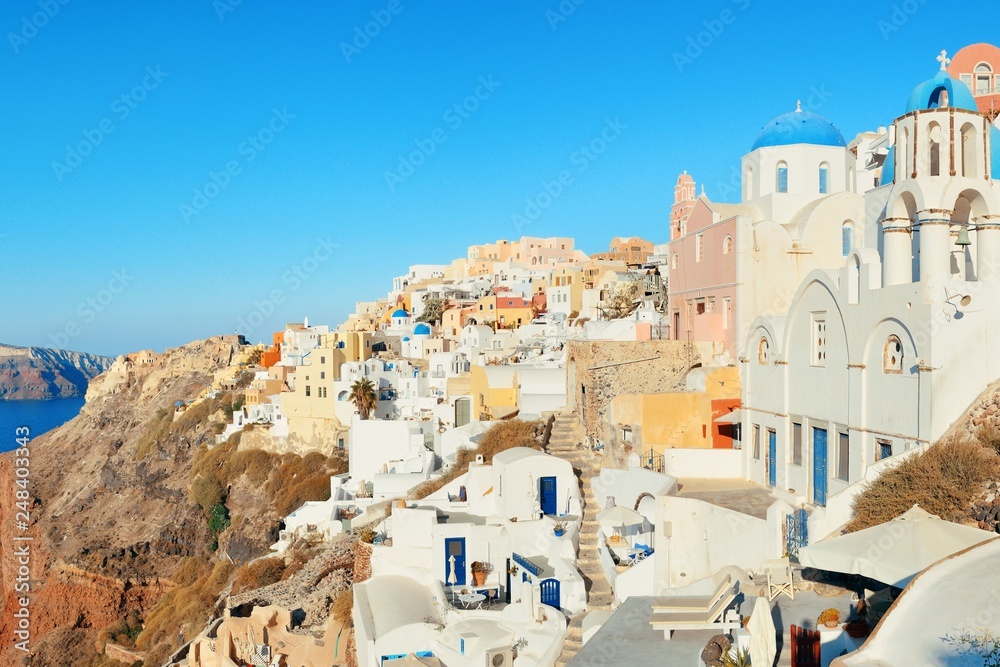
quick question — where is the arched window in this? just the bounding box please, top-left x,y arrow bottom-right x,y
745,166 -> 754,201
776,161 -> 788,193
903,127 -> 912,178
842,221 -> 853,256
976,63 -> 993,94
928,122 -> 942,176
671,253 -> 679,270
883,335 -> 903,373
961,123 -> 977,177
723,235 -> 734,254
819,162 -> 830,194
758,337 -> 770,364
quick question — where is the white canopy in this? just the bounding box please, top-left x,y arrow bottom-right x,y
798,504 -> 998,587
597,505 -> 644,528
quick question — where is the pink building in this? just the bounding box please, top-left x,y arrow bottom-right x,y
667,177 -> 739,354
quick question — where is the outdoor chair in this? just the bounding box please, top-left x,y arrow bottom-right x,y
766,558 -> 794,601
648,582 -> 741,641
652,574 -> 734,613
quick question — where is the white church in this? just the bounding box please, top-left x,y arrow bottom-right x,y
742,54 -> 1000,520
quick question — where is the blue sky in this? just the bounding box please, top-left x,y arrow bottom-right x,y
1,0 -> 991,356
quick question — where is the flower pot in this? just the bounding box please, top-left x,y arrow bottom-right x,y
824,620 -> 839,628
554,529 -> 565,537
472,571 -> 487,586
844,620 -> 870,638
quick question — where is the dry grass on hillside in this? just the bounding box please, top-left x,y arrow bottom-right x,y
135,557 -> 235,666
848,436 -> 1000,532
412,419 -> 541,499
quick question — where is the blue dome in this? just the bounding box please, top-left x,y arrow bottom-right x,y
881,145 -> 895,184
751,108 -> 847,151
391,308 -> 409,318
402,336 -> 410,342
413,323 -> 431,335
905,70 -> 978,114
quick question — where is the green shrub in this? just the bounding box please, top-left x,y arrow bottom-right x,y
208,503 -> 231,535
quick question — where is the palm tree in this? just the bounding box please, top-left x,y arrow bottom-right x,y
349,378 -> 378,420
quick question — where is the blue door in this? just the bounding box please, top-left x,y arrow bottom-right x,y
445,537 -> 466,585
539,476 -> 557,516
540,578 -> 561,610
813,427 -> 828,506
767,430 -> 777,487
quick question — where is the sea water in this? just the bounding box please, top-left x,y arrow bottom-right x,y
0,397 -> 85,452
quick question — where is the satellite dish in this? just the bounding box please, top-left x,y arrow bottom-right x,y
960,295 -> 972,307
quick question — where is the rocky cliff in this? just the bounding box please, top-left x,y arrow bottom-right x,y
0,336 -> 274,666
0,345 -> 113,400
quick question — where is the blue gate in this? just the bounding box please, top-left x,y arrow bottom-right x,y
540,578 -> 561,610
767,430 -> 777,487
539,476 -> 557,516
786,507 -> 809,563
813,427 -> 828,506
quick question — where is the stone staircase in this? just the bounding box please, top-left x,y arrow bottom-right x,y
546,412 -> 614,667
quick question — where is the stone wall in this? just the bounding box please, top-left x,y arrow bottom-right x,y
565,340 -> 720,444
353,541 -> 373,584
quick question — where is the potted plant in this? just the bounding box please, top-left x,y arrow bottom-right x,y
818,608 -> 841,628
844,617 -> 870,638
553,521 -> 566,537
470,561 -> 492,586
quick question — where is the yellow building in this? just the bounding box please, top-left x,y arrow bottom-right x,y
608,366 -> 741,451
319,331 -> 374,380
470,365 -> 519,421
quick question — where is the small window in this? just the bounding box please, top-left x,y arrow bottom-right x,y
842,221 -> 853,257
696,234 -> 704,262
819,163 -> 829,194
811,314 -> 827,366
837,431 -> 850,481
320,371 -> 326,379
621,426 -> 633,444
876,440 -> 893,461
883,335 -> 903,373
752,425 -> 761,460
792,422 -> 803,466
758,337 -> 770,364
776,161 -> 789,193
672,253 -> 679,269
723,235 -> 734,254
305,385 -> 311,397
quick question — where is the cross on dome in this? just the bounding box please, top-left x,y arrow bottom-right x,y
937,49 -> 950,71
795,100 -> 802,112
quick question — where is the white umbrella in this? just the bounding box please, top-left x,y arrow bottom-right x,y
597,505 -> 644,545
448,555 -> 457,585
799,504 -> 998,587
748,596 -> 776,667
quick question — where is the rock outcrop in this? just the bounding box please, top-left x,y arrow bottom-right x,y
0,344 -> 113,400
0,335 -> 259,666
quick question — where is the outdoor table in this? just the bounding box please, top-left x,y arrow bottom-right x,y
458,593 -> 485,610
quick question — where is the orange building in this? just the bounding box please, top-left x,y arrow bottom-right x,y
948,43 -> 1000,118
260,331 -> 282,367
590,236 -> 654,266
